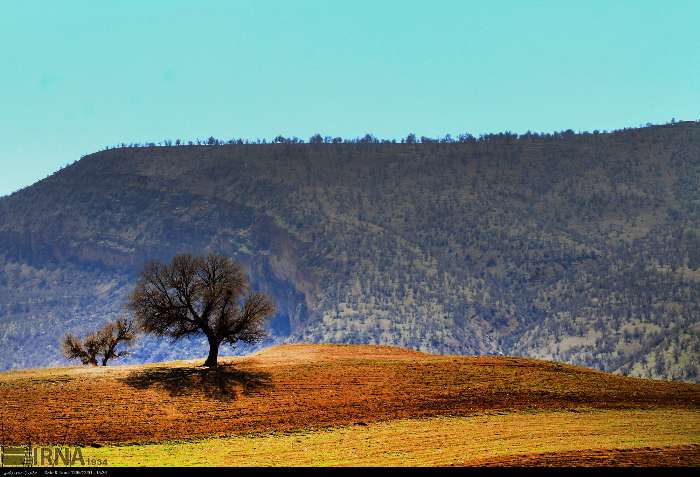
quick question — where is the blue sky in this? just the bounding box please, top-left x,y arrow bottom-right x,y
0,0 -> 698,196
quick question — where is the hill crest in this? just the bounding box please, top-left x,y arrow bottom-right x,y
0,344 -> 697,446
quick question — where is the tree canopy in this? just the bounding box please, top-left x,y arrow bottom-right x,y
128,253 -> 275,367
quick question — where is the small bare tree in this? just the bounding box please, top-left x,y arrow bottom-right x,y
128,253 -> 275,367
62,316 -> 137,366
95,317 -> 137,366
62,333 -> 101,366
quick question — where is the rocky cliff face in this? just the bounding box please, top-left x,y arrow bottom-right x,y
1,123 -> 699,380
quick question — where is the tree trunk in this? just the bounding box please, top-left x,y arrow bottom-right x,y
203,339 -> 220,367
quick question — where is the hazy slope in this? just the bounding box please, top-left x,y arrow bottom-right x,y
0,122 -> 699,379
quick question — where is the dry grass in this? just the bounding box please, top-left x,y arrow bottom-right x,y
1,344 -> 697,447
80,409 -> 700,466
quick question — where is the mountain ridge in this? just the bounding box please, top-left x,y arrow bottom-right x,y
0,122 -> 698,380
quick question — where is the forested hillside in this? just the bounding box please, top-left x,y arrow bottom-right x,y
0,122 -> 698,380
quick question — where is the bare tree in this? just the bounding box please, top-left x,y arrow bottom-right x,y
96,317 -> 137,366
62,333 -> 101,366
128,253 -> 275,367
62,316 -> 136,366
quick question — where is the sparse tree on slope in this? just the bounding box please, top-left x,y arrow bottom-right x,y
62,333 -> 101,366
128,253 -> 275,367
97,317 -> 137,366
62,316 -> 136,366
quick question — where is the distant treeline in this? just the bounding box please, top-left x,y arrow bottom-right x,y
97,118 -> 699,153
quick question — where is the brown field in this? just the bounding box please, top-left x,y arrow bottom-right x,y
0,343 -> 697,450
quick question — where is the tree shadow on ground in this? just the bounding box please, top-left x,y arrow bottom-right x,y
121,364 -> 272,401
